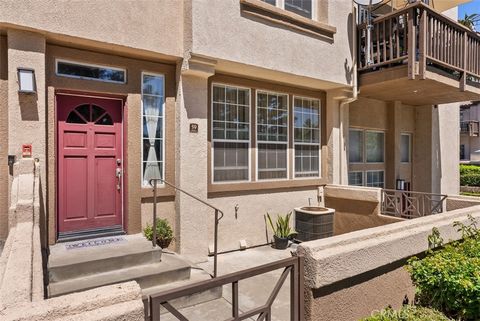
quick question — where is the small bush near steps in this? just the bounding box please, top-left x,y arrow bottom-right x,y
360,306 -> 452,321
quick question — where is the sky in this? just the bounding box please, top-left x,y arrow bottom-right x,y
459,0 -> 480,19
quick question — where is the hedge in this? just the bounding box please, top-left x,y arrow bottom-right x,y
407,219 -> 480,320
361,306 -> 451,321
460,173 -> 480,186
460,164 -> 480,176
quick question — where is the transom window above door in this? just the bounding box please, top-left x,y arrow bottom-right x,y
260,0 -> 315,19
66,104 -> 113,125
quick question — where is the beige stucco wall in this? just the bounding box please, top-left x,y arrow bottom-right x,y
189,0 -> 354,89
0,36 -> 8,240
0,0 -> 183,60
324,185 -> 402,235
298,205 -> 480,321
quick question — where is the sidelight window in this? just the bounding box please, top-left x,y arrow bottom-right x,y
142,73 -> 165,187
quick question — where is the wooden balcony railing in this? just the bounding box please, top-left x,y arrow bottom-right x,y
358,1 -> 480,89
460,120 -> 480,136
381,189 -> 448,219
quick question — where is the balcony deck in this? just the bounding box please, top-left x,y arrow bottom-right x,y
358,1 -> 480,106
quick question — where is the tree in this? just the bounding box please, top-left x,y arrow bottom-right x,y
459,13 -> 480,32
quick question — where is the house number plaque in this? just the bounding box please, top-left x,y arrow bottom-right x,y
189,123 -> 199,133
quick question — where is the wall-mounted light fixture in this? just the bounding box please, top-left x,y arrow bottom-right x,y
17,68 -> 36,94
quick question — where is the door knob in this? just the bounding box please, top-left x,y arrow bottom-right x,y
116,159 -> 122,166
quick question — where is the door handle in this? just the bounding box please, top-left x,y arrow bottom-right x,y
116,168 -> 122,191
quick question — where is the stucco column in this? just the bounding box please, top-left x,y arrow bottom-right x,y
175,56 -> 215,261
436,103 -> 460,195
7,29 -> 46,233
0,36 -> 8,240
326,89 -> 352,185
413,106 -> 434,193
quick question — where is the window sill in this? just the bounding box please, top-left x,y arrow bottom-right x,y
208,178 -> 327,196
240,0 -> 336,39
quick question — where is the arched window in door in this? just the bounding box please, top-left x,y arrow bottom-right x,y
66,104 -> 113,125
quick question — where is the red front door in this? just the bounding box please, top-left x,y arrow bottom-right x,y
57,94 -> 123,235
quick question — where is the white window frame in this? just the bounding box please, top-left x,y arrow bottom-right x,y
55,58 -> 127,84
256,89 -> 290,182
348,171 -> 364,187
265,0 -> 318,20
400,133 -> 412,164
293,95 -> 321,179
365,170 -> 385,188
211,83 -> 252,184
348,128 -> 365,164
141,71 -> 166,188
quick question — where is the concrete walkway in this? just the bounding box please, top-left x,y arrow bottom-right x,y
162,245 -> 296,321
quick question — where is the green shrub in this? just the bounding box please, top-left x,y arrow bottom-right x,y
361,306 -> 452,321
143,218 -> 174,242
407,218 -> 480,320
460,173 -> 480,186
460,164 -> 480,176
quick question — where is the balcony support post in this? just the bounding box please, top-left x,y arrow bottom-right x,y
460,32 -> 468,92
418,8 -> 427,79
407,8 -> 417,80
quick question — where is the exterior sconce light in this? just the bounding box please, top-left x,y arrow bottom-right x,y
17,68 -> 36,94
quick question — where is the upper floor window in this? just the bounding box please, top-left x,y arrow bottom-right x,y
261,0 -> 315,19
212,84 -> 251,183
56,59 -> 126,84
142,73 -> 165,186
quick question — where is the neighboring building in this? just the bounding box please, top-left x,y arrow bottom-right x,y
0,0 -> 478,260
460,101 -> 480,162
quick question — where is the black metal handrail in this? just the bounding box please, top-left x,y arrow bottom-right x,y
149,178 -> 224,278
146,255 -> 304,321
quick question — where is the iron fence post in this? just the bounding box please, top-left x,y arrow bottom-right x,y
214,209 -> 219,278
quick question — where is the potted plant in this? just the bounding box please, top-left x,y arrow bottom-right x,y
143,218 -> 174,248
266,212 -> 297,250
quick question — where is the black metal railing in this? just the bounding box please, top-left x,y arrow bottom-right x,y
149,178 -> 224,278
381,189 -> 448,219
145,255 -> 305,321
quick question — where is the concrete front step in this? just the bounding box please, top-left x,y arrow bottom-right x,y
143,268 -> 223,317
48,254 -> 191,297
48,234 -> 162,282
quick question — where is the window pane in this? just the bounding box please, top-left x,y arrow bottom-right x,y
366,171 -> 384,188
261,0 -> 276,4
212,85 -> 250,143
257,92 -> 288,143
258,143 -> 287,180
143,74 -> 164,96
295,144 -> 319,178
294,97 -> 320,144
213,142 -> 249,182
57,60 -> 125,83
349,130 -> 363,163
142,74 -> 165,186
365,131 -> 384,163
285,0 -> 312,18
143,162 -> 163,186
348,172 -> 363,186
401,134 -> 411,163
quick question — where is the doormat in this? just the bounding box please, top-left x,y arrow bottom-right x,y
65,237 -> 127,250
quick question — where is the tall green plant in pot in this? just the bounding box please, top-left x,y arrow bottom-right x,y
143,218 -> 174,248
266,212 -> 297,249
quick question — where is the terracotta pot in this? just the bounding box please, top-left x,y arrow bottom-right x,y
273,235 -> 289,250
157,238 -> 172,249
